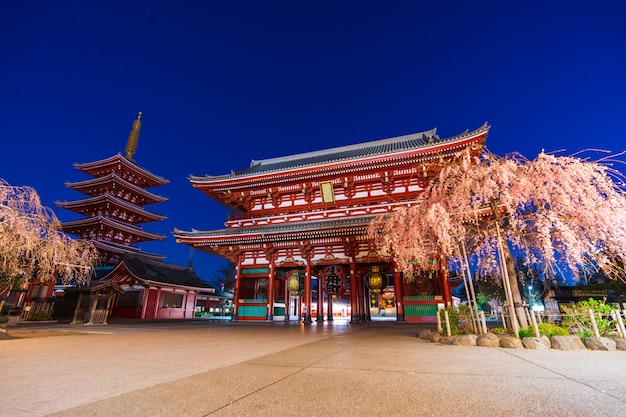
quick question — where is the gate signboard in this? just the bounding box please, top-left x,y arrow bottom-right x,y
322,265 -> 345,296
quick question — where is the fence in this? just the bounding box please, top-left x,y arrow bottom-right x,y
498,304 -> 626,338
20,300 -> 54,320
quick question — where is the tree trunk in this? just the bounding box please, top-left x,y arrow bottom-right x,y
502,239 -> 529,329
490,198 -> 528,329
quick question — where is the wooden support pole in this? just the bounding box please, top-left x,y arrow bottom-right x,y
613,310 -> 626,338
530,308 -> 540,338
480,311 -> 487,334
437,309 -> 442,334
494,221 -> 519,338
460,242 -> 480,334
459,259 -> 476,333
589,309 -> 600,338
444,310 -> 452,337
524,306 -> 532,328
618,310 -> 626,338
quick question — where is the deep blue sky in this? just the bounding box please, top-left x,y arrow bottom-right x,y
2,1 -> 625,284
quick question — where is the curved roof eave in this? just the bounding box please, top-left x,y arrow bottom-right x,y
189,124 -> 488,183
74,153 -> 170,185
173,214 -> 377,241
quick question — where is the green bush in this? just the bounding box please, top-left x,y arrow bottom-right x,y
561,298 -> 615,337
537,322 -> 569,337
518,327 -> 535,338
441,305 -> 473,335
518,322 -> 569,338
490,327 -> 508,334
26,310 -> 53,321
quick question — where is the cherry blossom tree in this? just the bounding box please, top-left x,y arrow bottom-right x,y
0,178 -> 98,294
370,148 -> 626,329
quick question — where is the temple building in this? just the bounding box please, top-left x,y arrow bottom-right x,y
174,124 -> 489,323
48,114 -> 223,323
57,112 -> 169,265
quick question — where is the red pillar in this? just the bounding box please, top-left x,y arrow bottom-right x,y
267,256 -> 275,321
232,255 -> 243,321
357,274 -> 366,321
327,294 -> 334,321
304,262 -> 312,323
349,261 -> 358,322
317,277 -> 324,322
392,263 -> 404,321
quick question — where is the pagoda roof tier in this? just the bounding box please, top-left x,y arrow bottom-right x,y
62,215 -> 167,242
56,193 -> 167,224
92,240 -> 166,261
190,124 -> 489,187
65,173 -> 168,205
174,215 -> 376,247
73,153 -> 169,188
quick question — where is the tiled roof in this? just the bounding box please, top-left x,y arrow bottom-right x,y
56,193 -> 167,222
61,215 -> 167,241
65,173 -> 168,204
191,124 -> 489,181
242,128 -> 439,175
191,128 -> 440,181
174,215 -> 376,243
74,153 -> 169,186
119,254 -> 213,289
66,279 -> 126,294
92,240 -> 166,261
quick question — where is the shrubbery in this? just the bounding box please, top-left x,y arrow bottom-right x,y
26,310 -> 53,321
441,305 -> 473,335
517,322 -> 569,338
561,298 -> 615,337
537,322 -> 569,337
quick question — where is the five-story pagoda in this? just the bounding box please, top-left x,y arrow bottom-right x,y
57,113 -> 169,265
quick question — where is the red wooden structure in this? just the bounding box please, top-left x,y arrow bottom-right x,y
57,112 -> 169,265
104,255 -> 215,320
175,124 -> 489,322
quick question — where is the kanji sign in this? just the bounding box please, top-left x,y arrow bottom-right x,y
322,265 -> 345,296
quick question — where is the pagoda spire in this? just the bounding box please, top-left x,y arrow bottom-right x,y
125,112 -> 142,162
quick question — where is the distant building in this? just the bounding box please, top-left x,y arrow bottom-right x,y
175,124 -> 489,323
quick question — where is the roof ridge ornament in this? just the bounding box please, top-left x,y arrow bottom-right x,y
125,112 -> 142,162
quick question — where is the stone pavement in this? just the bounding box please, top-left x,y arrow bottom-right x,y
1,319 -> 625,417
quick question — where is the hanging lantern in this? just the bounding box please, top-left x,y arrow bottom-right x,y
288,270 -> 301,296
322,265 -> 345,296
365,266 -> 388,294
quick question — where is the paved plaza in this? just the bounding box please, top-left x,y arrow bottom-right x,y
1,319 -> 625,417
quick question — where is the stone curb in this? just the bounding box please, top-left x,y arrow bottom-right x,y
417,329 -> 626,351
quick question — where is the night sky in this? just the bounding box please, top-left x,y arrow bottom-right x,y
2,1 -> 625,284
